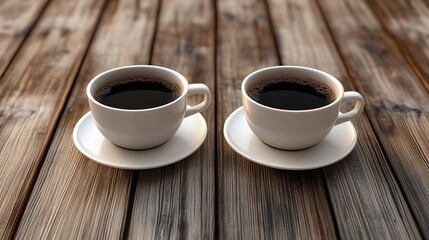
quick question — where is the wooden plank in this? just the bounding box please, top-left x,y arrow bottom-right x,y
216,0 -> 337,238
0,0 -> 48,77
366,0 -> 429,91
317,0 -> 429,237
126,0 -> 215,238
0,0 -> 107,238
266,0 -> 421,238
14,0 -> 159,239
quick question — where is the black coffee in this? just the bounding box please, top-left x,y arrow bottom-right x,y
95,77 -> 181,110
247,78 -> 335,110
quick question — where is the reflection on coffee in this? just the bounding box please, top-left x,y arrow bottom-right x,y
247,77 -> 335,110
95,77 -> 181,110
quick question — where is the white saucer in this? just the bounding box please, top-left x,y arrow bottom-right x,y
223,107 -> 357,170
73,112 -> 207,169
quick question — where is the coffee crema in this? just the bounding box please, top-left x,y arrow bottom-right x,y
95,77 -> 181,110
247,77 -> 335,110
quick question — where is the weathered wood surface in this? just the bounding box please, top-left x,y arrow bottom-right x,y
267,0 -> 421,239
367,0 -> 429,91
318,0 -> 429,236
0,0 -> 106,238
0,0 -> 428,238
127,0 -> 216,238
217,0 -> 336,238
14,0 -> 159,238
0,0 -> 49,77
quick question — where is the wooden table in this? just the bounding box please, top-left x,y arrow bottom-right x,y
1,0 -> 428,239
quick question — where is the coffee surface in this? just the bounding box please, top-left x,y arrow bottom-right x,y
95,77 -> 181,110
247,78 -> 335,110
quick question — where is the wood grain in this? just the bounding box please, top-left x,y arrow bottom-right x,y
217,0 -> 336,238
317,0 -> 429,237
127,0 -> 216,238
0,0 -> 48,77
0,0 -> 426,238
0,0 -> 106,238
366,0 -> 429,91
14,0 -> 159,238
266,0 -> 421,238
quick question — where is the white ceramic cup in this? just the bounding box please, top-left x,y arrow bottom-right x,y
87,65 -> 211,150
242,66 -> 364,150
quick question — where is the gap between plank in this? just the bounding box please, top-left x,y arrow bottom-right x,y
321,173 -> 342,238
148,0 -> 163,65
262,0 -> 283,65
121,171 -> 138,240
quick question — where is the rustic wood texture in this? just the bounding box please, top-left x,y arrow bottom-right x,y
0,0 -> 106,238
0,0 -> 427,238
366,0 -> 429,91
217,0 -> 336,238
266,0 -> 421,239
127,0 -> 216,238
317,0 -> 429,237
15,0 -> 159,238
0,0 -> 48,77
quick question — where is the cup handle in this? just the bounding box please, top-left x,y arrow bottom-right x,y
184,83 -> 211,118
335,91 -> 365,125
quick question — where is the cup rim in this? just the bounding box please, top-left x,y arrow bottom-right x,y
242,66 -> 344,113
87,65 -> 188,112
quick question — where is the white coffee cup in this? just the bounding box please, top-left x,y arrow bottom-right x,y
87,65 -> 211,150
242,66 -> 364,150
